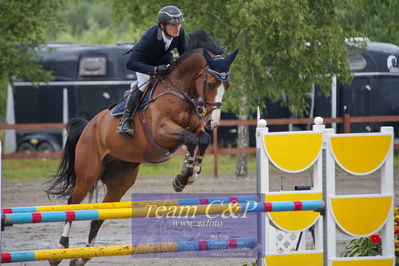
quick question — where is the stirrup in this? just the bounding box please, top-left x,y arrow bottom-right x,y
118,119 -> 134,137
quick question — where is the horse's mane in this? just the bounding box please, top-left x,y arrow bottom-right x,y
174,29 -> 225,64
186,29 -> 225,55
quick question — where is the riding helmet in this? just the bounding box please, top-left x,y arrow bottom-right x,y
157,6 -> 185,24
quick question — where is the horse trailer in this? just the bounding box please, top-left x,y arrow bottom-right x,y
312,40 -> 399,136
5,43 -> 135,153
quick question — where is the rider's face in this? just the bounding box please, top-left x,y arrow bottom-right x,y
164,23 -> 181,38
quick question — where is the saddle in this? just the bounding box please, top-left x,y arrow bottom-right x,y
110,78 -> 159,117
110,78 -> 175,163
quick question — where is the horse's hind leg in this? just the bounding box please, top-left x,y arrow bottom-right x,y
70,161 -> 140,266
50,154 -> 103,266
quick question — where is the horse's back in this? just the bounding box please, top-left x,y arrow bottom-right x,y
77,108 -> 151,163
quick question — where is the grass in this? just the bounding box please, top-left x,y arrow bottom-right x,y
2,158 -> 60,180
1,155 -> 257,181
2,152 -> 398,181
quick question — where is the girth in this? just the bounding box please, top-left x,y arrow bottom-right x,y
137,112 -> 177,163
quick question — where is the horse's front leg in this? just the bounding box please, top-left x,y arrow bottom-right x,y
187,130 -> 211,185
173,131 -> 198,192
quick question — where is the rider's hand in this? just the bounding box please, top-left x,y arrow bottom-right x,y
155,64 -> 170,76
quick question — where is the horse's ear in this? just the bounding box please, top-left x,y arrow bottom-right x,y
225,48 -> 239,66
203,49 -> 215,68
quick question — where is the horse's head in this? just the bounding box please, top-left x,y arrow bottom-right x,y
194,48 -> 239,130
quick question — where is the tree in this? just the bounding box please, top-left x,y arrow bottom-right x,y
112,0 -> 355,176
0,1 -> 64,122
0,1 -> 64,84
50,0 -> 135,45
336,0 -> 399,45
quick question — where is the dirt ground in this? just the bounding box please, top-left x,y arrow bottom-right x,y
2,168 -> 398,266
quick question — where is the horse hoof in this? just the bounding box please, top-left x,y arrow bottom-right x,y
173,181 -> 184,192
49,259 -> 62,266
69,258 -> 90,266
173,176 -> 186,192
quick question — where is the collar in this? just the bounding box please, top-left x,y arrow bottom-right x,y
157,27 -> 163,40
161,30 -> 173,44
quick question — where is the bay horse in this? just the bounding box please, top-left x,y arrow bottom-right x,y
45,30 -> 238,266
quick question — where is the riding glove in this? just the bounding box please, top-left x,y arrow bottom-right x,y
155,64 -> 170,75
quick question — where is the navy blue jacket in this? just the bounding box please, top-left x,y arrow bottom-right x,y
126,26 -> 186,75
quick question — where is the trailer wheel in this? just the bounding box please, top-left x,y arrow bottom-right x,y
17,143 -> 36,153
37,142 -> 54,153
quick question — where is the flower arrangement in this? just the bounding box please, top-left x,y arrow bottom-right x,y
341,208 -> 398,264
341,234 -> 382,257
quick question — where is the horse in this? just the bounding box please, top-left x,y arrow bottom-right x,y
45,30 -> 238,266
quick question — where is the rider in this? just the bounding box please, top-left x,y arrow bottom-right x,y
118,5 -> 187,137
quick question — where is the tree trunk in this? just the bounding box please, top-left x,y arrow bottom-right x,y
235,103 -> 249,177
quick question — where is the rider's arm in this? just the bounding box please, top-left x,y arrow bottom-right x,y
126,38 -> 157,75
126,28 -> 159,76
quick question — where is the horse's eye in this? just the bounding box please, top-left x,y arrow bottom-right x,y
207,82 -> 213,89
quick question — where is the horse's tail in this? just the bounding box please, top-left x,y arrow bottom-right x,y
45,118 -> 88,198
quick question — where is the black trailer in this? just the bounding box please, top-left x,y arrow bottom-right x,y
312,41 -> 399,136
8,43 -> 135,153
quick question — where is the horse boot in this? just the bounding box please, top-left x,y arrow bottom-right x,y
117,87 -> 143,138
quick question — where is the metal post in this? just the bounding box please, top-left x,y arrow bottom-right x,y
331,75 -> 337,132
62,88 -> 69,147
4,84 -> 16,153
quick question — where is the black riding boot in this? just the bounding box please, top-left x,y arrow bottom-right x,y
117,88 -> 143,137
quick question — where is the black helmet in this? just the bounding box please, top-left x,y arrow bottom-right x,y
157,6 -> 185,24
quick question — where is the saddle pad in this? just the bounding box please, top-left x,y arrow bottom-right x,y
110,85 -> 155,117
111,100 -> 126,116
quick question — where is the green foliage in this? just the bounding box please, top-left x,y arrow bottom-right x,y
342,231 -> 399,263
2,159 -> 60,180
0,0 -> 63,84
50,0 -> 142,44
336,0 -> 399,45
0,79 -> 8,122
341,235 -> 381,257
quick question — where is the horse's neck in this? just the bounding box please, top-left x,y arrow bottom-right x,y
169,52 -> 204,95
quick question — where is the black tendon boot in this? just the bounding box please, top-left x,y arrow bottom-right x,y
117,88 -> 143,137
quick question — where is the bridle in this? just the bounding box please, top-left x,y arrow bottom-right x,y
157,66 -> 225,118
193,66 -> 224,117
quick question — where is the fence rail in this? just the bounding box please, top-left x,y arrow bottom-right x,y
1,115 -> 398,165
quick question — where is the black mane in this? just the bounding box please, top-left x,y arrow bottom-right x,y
186,29 -> 225,55
173,29 -> 225,65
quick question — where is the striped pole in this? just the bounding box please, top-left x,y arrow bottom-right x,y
2,200 -> 324,226
0,237 -> 256,263
2,195 -> 258,214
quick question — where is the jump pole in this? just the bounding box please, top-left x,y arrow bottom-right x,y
2,195 -> 258,214
2,200 -> 324,226
1,237 -> 256,263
